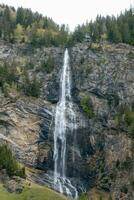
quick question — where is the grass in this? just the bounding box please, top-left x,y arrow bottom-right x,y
0,182 -> 69,200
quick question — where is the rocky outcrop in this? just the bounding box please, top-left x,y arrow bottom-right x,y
69,42 -> 134,199
0,169 -> 25,193
0,40 -> 134,199
0,96 -> 54,168
0,40 -> 64,169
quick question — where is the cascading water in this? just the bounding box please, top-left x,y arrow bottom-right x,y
53,49 -> 78,199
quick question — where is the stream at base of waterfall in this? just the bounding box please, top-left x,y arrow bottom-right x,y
53,49 -> 78,199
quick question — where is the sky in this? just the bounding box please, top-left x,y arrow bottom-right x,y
0,0 -> 133,30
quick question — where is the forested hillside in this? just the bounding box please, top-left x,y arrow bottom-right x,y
0,4 -> 133,47
0,4 -> 69,46
70,8 -> 134,45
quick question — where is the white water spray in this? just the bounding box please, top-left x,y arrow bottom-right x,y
53,49 -> 78,199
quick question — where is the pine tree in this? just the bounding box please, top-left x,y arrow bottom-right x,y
3,6 -> 12,40
122,23 -> 131,43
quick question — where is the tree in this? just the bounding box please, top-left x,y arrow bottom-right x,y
112,23 -> 122,43
23,71 -> 41,97
3,6 -> 12,40
14,24 -> 25,42
107,21 -> 122,43
122,23 -> 131,43
0,144 -> 25,178
16,7 -> 24,25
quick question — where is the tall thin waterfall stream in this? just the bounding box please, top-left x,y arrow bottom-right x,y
53,49 -> 78,199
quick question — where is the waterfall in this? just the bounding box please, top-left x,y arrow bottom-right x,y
53,49 -> 78,199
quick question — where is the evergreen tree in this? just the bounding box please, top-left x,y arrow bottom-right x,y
0,144 -> 26,178
70,8 -> 134,45
16,7 -> 24,25
122,23 -> 131,43
14,24 -> 25,42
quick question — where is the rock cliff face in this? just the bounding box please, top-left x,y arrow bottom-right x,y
0,40 -> 63,171
69,42 -> 134,199
0,40 -> 134,199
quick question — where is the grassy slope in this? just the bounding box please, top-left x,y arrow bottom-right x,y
0,182 -> 69,200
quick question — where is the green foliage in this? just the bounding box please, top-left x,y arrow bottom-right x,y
0,144 -> 25,178
80,96 -> 94,118
3,82 -> 11,97
0,62 -> 18,96
79,193 -> 88,200
0,4 -> 69,46
124,110 -> 134,137
14,24 -> 25,42
125,110 -> 134,125
23,72 -> 41,97
41,56 -> 55,73
113,106 -> 134,137
0,62 -> 41,98
1,4 -> 133,46
70,9 -> 134,45
114,114 -> 122,126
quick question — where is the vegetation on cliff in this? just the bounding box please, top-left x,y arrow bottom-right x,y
0,144 -> 25,178
80,95 -> 94,118
0,61 -> 41,98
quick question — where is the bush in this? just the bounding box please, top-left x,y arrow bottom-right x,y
125,110 -> 134,137
80,96 -> 94,118
0,144 -> 26,178
3,82 -> 11,97
125,110 -> 134,125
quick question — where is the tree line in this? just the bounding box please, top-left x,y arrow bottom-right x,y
0,4 -> 69,46
70,8 -> 134,45
0,4 -> 133,46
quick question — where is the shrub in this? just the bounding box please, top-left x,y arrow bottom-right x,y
125,110 -> 134,125
124,110 -> 134,137
0,144 -> 26,178
3,82 -> 11,97
80,96 -> 94,118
